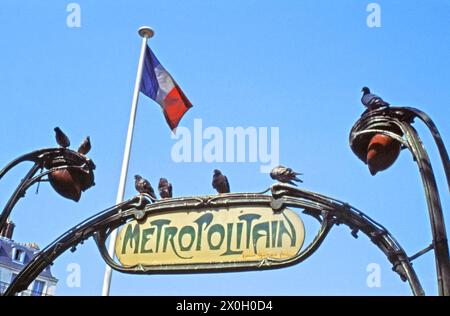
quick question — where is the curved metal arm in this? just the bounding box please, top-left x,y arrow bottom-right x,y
402,107 -> 450,192
4,187 -> 424,296
349,106 -> 450,296
401,122 -> 450,296
0,148 -> 57,181
3,195 -> 147,296
0,164 -> 92,230
0,163 -> 42,230
271,184 -> 424,296
0,147 -> 96,231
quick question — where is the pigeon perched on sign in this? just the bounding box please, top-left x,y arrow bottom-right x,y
212,169 -> 230,194
77,136 -> 91,155
361,87 -> 390,111
54,127 -> 70,148
158,177 -> 173,199
134,175 -> 157,200
270,165 -> 303,186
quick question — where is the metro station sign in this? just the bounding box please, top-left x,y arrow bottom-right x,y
115,206 -> 305,267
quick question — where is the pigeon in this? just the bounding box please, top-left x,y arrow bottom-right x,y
77,136 -> 91,155
158,177 -> 173,199
212,169 -> 230,194
54,127 -> 70,148
361,87 -> 390,111
270,165 -> 303,186
134,175 -> 157,200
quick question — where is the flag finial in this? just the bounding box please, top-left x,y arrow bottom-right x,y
138,26 -> 154,39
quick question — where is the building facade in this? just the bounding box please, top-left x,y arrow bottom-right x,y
0,221 -> 58,296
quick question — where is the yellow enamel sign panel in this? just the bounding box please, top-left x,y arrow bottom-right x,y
115,206 -> 305,266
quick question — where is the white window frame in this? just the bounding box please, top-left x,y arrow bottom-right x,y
31,279 -> 46,296
11,247 -> 25,264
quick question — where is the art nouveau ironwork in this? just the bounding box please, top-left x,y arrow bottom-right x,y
2,107 -> 447,297
349,106 -> 450,296
4,184 -> 424,296
0,147 -> 96,231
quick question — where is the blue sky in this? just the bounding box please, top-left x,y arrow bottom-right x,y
0,0 -> 449,295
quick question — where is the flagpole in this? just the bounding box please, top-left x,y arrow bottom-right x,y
101,26 -> 154,296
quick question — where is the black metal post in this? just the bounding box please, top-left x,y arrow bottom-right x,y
349,106 -> 450,296
402,121 -> 450,296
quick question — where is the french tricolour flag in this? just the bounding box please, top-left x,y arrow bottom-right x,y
140,45 -> 192,131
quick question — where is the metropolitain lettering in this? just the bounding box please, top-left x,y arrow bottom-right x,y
120,211 -> 297,259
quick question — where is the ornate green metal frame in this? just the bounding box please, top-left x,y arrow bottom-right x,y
3,183 -> 424,296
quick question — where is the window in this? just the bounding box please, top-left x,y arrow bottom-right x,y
12,248 -> 25,263
10,273 -> 19,296
32,280 -> 45,296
